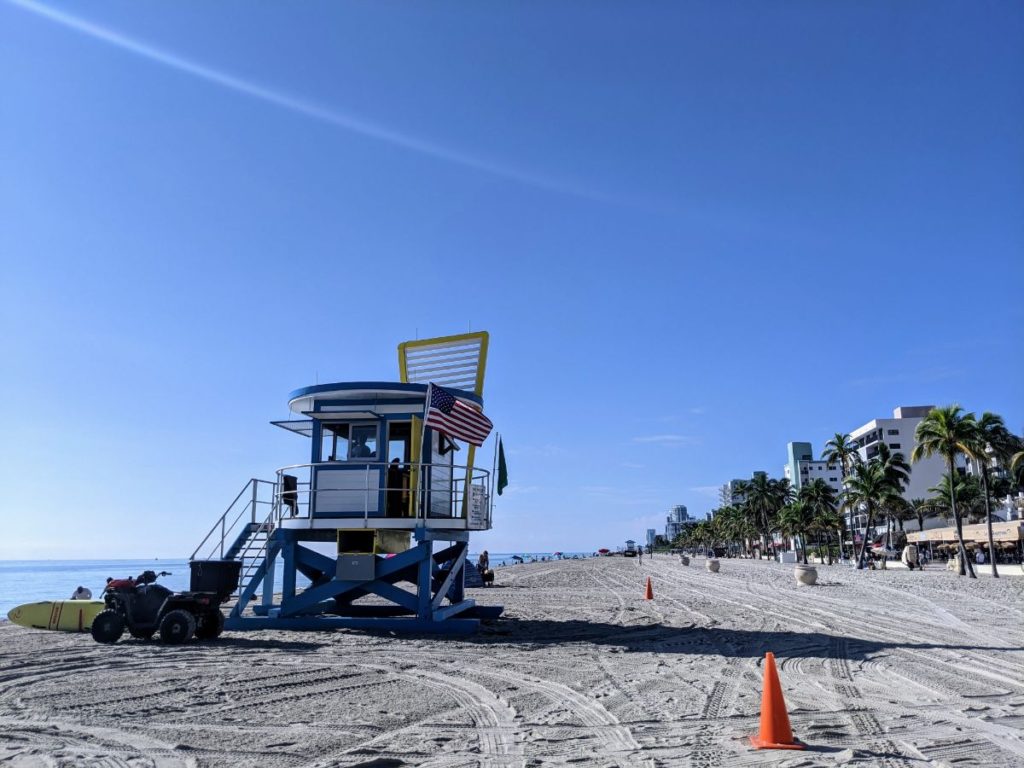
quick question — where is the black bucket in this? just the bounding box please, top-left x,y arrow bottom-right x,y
189,559 -> 242,603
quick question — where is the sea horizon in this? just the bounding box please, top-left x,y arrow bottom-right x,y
0,553 -> 592,617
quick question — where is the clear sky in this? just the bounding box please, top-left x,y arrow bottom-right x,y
2,0 -> 1022,559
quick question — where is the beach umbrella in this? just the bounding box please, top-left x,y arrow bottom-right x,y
597,548 -> 610,554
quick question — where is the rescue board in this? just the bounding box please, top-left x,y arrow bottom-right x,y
6,600 -> 106,632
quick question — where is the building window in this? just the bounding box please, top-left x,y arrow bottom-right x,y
349,424 -> 378,460
829,477 -> 838,482
889,443 -> 901,449
887,429 -> 899,435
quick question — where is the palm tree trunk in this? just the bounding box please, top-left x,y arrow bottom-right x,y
856,502 -> 873,569
981,463 -> 999,578
948,455 -> 976,578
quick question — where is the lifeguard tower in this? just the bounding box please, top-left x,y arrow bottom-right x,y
190,332 -> 502,634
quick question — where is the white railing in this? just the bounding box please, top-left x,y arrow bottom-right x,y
273,461 -> 492,529
190,478 -> 278,561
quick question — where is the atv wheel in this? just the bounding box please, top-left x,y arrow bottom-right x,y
195,610 -> 225,640
91,610 -> 125,644
129,628 -> 156,640
159,609 -> 196,644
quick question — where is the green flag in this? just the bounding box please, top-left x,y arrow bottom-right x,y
497,438 -> 509,496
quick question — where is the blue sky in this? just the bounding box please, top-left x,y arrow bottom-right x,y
1,0 -> 1022,558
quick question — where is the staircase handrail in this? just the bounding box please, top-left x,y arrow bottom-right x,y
236,491 -> 283,599
190,478 -> 275,561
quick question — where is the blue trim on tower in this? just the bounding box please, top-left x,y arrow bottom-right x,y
288,381 -> 483,406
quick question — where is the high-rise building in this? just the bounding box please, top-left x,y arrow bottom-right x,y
665,504 -> 693,541
646,529 -> 657,548
783,441 -> 843,494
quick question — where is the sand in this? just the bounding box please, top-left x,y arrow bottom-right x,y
2,555 -> 1023,767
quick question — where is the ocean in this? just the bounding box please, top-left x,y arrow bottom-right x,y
0,552 -> 592,617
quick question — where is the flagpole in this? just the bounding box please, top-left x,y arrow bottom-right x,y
419,383 -> 433,521
490,432 -> 499,500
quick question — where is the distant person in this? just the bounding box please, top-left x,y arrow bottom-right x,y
478,551 -> 491,587
638,550 -> 643,564
70,586 -> 92,600
386,459 -> 404,517
976,549 -> 985,565
350,435 -> 372,458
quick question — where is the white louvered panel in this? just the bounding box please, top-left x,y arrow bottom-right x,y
403,338 -> 483,392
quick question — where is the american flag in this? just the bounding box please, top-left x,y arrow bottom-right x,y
424,383 -> 493,447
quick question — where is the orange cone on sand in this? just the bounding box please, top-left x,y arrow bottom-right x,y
750,652 -> 804,750
644,576 -> 654,600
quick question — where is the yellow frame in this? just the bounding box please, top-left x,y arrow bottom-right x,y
398,332 -> 490,520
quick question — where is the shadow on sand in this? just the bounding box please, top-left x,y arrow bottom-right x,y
469,618 -> 1021,661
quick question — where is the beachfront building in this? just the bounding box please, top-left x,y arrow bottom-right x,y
725,472 -> 767,505
783,441 -> 843,494
646,529 -> 657,548
849,405 -> 962,509
665,504 -> 695,541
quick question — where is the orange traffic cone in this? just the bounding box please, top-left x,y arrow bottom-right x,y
749,652 -> 804,750
644,576 -> 654,600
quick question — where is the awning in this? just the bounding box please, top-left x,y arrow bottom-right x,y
271,420 -> 314,438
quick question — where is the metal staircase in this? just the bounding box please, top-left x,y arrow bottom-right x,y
190,478 -> 279,598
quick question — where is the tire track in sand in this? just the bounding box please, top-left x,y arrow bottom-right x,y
829,637 -> 914,768
473,665 -> 655,767
360,663 -> 524,767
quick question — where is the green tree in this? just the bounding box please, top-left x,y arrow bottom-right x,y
913,405 -> 980,578
974,412 -> 1015,578
744,475 -> 793,558
799,479 -> 840,564
871,443 -> 911,548
777,501 -> 814,564
907,497 -> 934,533
822,433 -> 858,559
844,460 -> 900,568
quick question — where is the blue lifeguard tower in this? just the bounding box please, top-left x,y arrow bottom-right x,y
190,332 -> 502,634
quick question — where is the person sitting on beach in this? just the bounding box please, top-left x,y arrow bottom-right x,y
70,585 -> 92,600
477,551 -> 492,587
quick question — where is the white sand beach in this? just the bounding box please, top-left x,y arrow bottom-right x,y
2,556 -> 1023,767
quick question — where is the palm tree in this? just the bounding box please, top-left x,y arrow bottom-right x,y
913,405 -> 979,578
929,474 -> 985,522
871,443 -> 911,548
744,475 -> 782,557
800,479 -> 839,564
822,433 -> 858,559
812,506 -> 844,564
844,460 -> 899,568
974,412 -> 1014,578
777,501 -> 813,564
907,497 -> 934,533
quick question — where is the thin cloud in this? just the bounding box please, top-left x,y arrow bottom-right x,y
847,367 -> 963,388
631,434 -> 696,445
8,0 -> 605,200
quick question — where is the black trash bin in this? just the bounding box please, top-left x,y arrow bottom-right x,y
190,559 -> 242,603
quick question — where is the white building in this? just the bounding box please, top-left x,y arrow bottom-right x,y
849,405 -> 957,504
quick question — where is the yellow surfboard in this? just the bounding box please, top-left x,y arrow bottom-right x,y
7,600 -> 106,632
